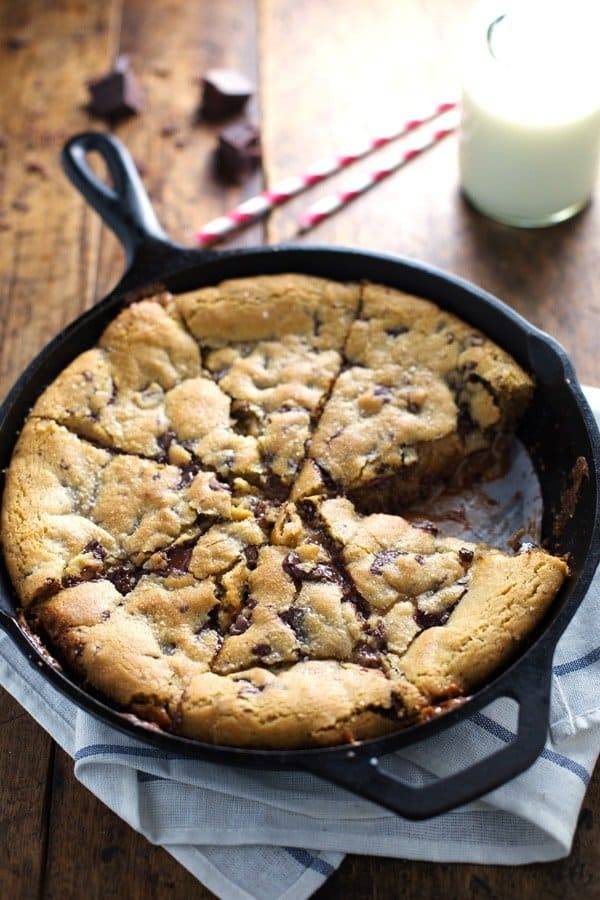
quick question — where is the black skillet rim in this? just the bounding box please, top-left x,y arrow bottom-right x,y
1,243 -> 598,774
0,128 -> 598,818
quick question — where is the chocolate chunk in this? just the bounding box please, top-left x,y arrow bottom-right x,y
201,68 -> 253,120
279,606 -> 306,637
7,34 -> 30,51
106,563 -> 143,595
83,540 -> 107,561
415,608 -> 450,630
157,429 -> 176,458
216,121 -> 261,182
385,325 -> 409,337
161,542 -> 194,573
243,544 -> 259,569
459,547 -> 474,564
88,56 -> 143,120
252,642 -> 271,658
263,471 -> 288,502
229,611 -> 252,635
282,551 -> 338,589
354,643 -> 382,669
178,462 -> 201,487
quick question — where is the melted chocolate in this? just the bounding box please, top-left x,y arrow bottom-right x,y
106,563 -> 144,595
160,541 -> 194,573
243,544 -> 259,569
279,606 -> 306,638
83,540 -> 107,560
415,608 -> 450,629
282,551 -> 339,589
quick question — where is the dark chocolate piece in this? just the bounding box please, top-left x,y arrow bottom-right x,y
415,608 -> 451,630
201,68 -> 253,120
7,34 -> 30,51
279,606 -> 306,638
216,121 -> 261,182
88,56 -> 143,120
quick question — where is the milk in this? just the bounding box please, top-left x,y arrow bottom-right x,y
459,0 -> 600,227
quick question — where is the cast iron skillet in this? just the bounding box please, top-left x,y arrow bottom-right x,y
0,132 -> 598,820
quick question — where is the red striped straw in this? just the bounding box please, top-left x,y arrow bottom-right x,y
195,99 -> 457,246
297,114 -> 458,232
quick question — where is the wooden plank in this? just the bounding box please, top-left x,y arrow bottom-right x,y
0,1 -> 121,895
42,748 -> 212,900
95,0 -> 263,298
316,768 -> 600,899
260,0 -> 600,386
42,0 -> 262,895
0,0 -> 121,396
261,1 -> 600,896
0,687 -> 54,900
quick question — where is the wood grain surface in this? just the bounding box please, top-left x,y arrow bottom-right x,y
0,1 -> 598,898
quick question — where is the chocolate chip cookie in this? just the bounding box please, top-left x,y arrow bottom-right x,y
1,274 -> 567,748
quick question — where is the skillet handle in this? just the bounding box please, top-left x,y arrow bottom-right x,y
301,649 -> 552,820
61,131 -> 174,266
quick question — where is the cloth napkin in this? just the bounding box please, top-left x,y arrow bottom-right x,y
1,387 -> 599,900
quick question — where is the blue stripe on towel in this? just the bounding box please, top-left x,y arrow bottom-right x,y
75,743 -> 181,762
75,712 -> 591,789
284,847 -> 335,876
553,646 -> 600,676
472,713 -> 590,785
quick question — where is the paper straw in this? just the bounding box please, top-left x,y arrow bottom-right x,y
195,100 -> 457,246
297,115 -> 458,232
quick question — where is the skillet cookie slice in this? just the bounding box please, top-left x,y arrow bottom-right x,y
174,274 -> 359,497
305,283 -> 534,511
311,496 -> 568,715
31,296 -> 265,490
1,275 -> 568,750
1,417 -> 257,605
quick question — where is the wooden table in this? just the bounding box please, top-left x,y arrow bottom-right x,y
1,1 -> 599,897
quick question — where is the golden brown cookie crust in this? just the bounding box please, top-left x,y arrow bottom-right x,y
1,275 -> 566,749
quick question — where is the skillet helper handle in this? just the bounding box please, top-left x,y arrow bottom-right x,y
301,650 -> 552,820
61,131 -> 172,266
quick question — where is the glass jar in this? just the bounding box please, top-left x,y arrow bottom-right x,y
459,0 -> 600,227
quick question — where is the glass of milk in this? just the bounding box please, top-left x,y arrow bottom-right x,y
459,0 -> 600,227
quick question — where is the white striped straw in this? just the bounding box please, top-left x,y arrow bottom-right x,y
195,100 -> 457,246
297,114 -> 459,232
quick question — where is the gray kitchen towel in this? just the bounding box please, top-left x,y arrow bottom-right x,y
1,387 -> 599,900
